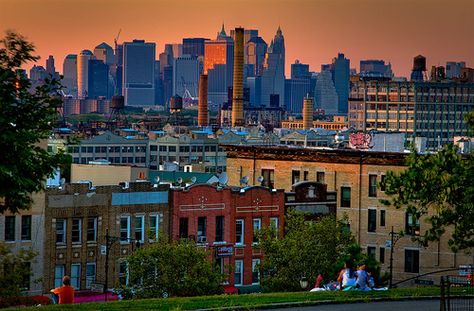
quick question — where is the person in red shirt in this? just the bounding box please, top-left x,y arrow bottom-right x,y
51,276 -> 75,304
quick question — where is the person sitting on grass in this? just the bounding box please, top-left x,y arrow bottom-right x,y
51,276 -> 75,304
355,264 -> 371,291
337,262 -> 356,290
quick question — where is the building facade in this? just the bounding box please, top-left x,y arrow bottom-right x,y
223,145 -> 472,284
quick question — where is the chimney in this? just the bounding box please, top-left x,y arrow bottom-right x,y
302,95 -> 313,130
198,74 -> 208,127
231,27 -> 245,127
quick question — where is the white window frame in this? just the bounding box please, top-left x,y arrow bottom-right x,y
87,217 -> 97,242
135,215 -> 145,243
71,263 -> 81,290
253,218 -> 262,244
119,261 -> 129,286
120,215 -> 131,243
85,262 -> 96,289
234,260 -> 243,286
149,214 -> 159,242
56,219 -> 67,244
54,265 -> 65,288
252,258 -> 261,285
235,219 -> 244,245
72,218 -> 82,243
269,217 -> 279,238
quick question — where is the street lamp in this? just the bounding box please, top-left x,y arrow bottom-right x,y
389,226 -> 402,288
300,276 -> 309,289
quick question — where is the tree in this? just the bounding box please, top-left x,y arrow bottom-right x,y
121,240 -> 224,299
0,243 -> 37,307
381,141 -> 474,252
0,31 -> 69,214
257,212 -> 356,292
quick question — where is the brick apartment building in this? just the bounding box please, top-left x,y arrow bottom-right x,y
44,182 -> 170,292
224,145 -> 473,284
170,184 -> 285,288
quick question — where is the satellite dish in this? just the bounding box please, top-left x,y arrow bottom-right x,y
218,172 -> 229,186
177,177 -> 183,184
240,176 -> 249,185
257,176 -> 264,185
154,176 -> 160,183
191,176 -> 197,184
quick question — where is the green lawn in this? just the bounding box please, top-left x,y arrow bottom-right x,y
14,287 -> 446,310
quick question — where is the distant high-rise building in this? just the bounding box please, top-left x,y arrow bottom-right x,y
232,27 -> 245,127
162,65 -> 173,105
261,26 -> 285,107
94,42 -> 114,66
314,70 -> 338,115
285,60 -> 312,113
245,36 -> 267,77
360,60 -> 393,78
446,61 -> 466,79
332,53 -> 350,114
171,43 -> 183,59
172,55 -> 200,99
159,44 -> 174,73
123,40 -> 156,106
62,54 -> 77,96
182,38 -> 208,58
29,65 -> 47,82
110,43 -> 123,96
204,24 -> 234,106
46,55 -> 56,76
77,50 -> 93,98
88,59 -> 109,99
291,60 -> 310,79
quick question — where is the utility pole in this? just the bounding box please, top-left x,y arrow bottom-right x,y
389,226 -> 401,288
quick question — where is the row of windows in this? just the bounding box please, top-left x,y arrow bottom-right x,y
3,215 -> 32,242
178,217 -> 278,245
234,258 -> 260,286
55,217 -> 97,244
55,263 -> 96,289
68,146 -> 147,154
366,209 -> 420,235
119,214 -> 160,243
149,145 -> 222,153
72,157 -> 146,164
366,247 -> 419,273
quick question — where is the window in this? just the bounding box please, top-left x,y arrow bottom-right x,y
235,219 -> 244,245
21,262 -> 31,290
291,170 -> 300,185
380,210 -> 386,227
367,246 -> 376,258
234,260 -> 243,286
369,174 -> 377,197
404,249 -> 420,273
316,171 -> 325,183
87,217 -> 97,242
21,215 -> 32,241
368,209 -> 376,232
179,218 -> 188,239
340,187 -> 351,208
270,217 -> 279,238
72,218 -> 82,243
197,217 -> 207,242
303,171 -> 309,181
71,264 -> 81,289
380,175 -> 386,191
54,265 -> 65,288
135,215 -> 144,243
252,259 -> 261,284
405,213 -> 420,236
149,215 -> 159,242
380,247 -> 385,264
261,169 -> 275,188
4,216 -> 15,241
120,216 -> 130,242
253,218 -> 261,243
119,261 -> 128,286
86,263 -> 96,289
215,216 -> 224,242
56,219 -> 66,244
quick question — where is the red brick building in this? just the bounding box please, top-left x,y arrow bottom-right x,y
170,184 -> 285,288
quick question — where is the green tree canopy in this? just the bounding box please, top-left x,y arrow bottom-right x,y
258,212 -> 358,292
121,240 -> 224,299
0,31 -> 69,214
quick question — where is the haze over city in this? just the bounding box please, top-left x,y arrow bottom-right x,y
1,0 -> 473,77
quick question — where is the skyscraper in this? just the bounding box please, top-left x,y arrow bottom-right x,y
94,42 -> 114,66
261,26 -> 285,107
245,36 -> 267,77
232,27 -> 245,127
172,55 -> 200,99
446,61 -> 466,79
182,38 -> 208,58
123,39 -> 156,106
204,24 -> 234,106
360,60 -> 393,78
285,60 -> 312,113
46,55 -> 56,76
314,70 -> 338,115
325,53 -> 350,114
62,54 -> 77,96
88,59 -> 109,99
77,50 -> 93,98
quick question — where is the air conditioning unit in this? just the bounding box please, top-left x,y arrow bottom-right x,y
197,236 -> 207,243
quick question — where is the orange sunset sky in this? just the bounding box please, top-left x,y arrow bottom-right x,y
1,0 -> 473,78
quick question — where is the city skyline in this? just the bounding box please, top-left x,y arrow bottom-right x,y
1,0 -> 473,78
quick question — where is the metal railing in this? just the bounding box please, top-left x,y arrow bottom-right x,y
440,275 -> 473,311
